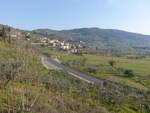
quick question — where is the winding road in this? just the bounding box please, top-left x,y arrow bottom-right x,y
41,55 -> 104,84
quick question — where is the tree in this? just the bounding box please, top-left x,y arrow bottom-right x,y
0,26 -> 12,43
1,26 -> 7,42
108,60 -> 116,67
7,27 -> 11,43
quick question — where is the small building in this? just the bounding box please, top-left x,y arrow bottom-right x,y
61,45 -> 70,50
60,41 -> 65,46
52,42 -> 57,47
70,48 -> 78,53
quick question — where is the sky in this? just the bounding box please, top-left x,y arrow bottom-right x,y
0,0 -> 150,34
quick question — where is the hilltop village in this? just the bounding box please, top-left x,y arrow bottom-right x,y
35,37 -> 85,53
0,25 -> 85,54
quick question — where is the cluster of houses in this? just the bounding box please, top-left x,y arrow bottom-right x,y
37,37 -> 85,53
0,25 -> 85,54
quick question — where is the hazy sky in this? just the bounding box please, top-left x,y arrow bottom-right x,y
0,0 -> 150,34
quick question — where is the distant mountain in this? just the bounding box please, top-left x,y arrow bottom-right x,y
32,28 -> 150,50
1,24 -> 150,52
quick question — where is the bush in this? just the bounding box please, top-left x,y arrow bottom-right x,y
124,69 -> 135,77
0,61 -> 24,86
84,67 -> 97,74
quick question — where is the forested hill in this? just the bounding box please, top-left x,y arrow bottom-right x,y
32,28 -> 150,50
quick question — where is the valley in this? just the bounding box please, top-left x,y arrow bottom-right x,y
0,25 -> 150,113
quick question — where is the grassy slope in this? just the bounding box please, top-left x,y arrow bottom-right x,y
0,41 -> 49,75
0,41 -> 108,113
42,48 -> 150,113
0,42 -> 150,113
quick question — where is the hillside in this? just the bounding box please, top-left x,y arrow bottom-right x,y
32,28 -> 150,51
0,24 -> 150,113
0,35 -> 108,113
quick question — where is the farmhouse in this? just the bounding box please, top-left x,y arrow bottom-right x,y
61,44 -> 70,50
70,48 -> 78,53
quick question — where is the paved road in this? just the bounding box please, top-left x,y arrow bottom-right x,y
41,55 -> 104,84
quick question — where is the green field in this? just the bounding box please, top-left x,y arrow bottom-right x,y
41,48 -> 150,89
61,54 -> 150,76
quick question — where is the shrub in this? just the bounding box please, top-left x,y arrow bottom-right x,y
84,67 -> 97,74
0,61 -> 24,86
124,69 -> 135,77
